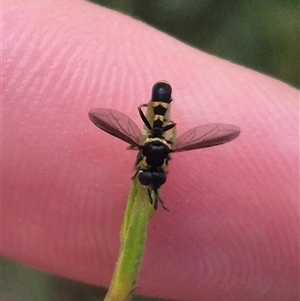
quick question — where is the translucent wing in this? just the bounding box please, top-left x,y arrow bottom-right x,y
89,108 -> 142,147
172,123 -> 240,152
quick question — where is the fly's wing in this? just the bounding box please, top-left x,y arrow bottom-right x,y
173,123 -> 240,152
89,108 -> 142,147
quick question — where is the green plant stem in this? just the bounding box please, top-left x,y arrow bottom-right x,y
104,178 -> 154,301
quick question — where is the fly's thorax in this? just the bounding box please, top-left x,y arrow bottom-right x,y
144,137 -> 171,148
141,156 -> 169,171
141,138 -> 171,170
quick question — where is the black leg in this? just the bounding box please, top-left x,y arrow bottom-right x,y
138,106 -> 152,131
133,151 -> 143,168
147,189 -> 154,205
162,121 -> 176,132
144,189 -> 169,211
154,189 -> 169,211
131,169 -> 139,180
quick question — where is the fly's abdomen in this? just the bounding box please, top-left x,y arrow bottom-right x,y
151,81 -> 172,129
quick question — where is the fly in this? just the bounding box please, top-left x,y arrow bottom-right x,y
89,81 -> 240,210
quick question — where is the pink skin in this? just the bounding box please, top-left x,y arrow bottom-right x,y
2,1 -> 298,300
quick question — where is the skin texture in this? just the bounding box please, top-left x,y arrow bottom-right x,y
2,1 -> 299,300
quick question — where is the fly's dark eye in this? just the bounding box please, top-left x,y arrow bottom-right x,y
138,171 -> 166,189
89,81 -> 240,210
138,171 -> 152,186
152,172 -> 166,187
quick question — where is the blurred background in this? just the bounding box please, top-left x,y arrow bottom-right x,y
95,0 -> 299,88
3,1 -> 299,301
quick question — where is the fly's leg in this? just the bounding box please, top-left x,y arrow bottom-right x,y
131,169 -> 139,180
147,189 -> 154,205
138,105 -> 152,130
133,150 -> 143,168
153,189 -> 169,211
